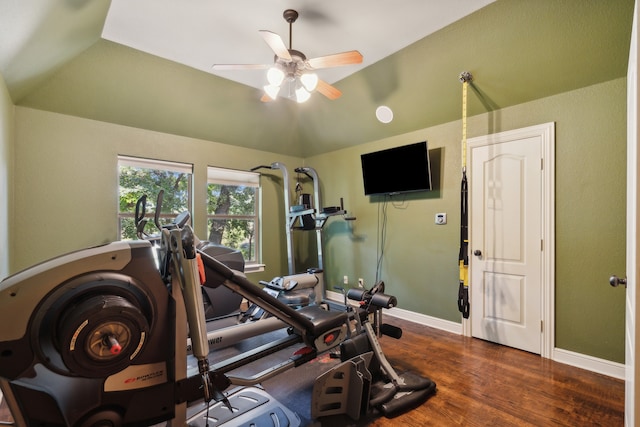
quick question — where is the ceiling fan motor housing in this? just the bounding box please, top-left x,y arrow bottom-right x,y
283,9 -> 299,24
275,49 -> 308,78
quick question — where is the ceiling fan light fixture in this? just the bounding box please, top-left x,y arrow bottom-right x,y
215,9 -> 361,103
300,72 -> 318,92
264,84 -> 281,100
267,67 -> 285,86
295,86 -> 311,103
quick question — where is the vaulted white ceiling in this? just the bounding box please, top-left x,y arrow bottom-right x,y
102,0 -> 494,92
0,1 -> 634,157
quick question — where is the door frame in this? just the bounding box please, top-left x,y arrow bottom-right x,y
625,1 -> 639,425
463,122 -> 555,359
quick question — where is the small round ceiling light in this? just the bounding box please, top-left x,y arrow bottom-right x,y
376,105 -> 393,123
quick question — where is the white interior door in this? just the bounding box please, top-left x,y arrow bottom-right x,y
469,125 -> 552,355
625,2 -> 639,426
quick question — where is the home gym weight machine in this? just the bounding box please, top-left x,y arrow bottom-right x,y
251,162 -> 353,308
0,196 -> 434,426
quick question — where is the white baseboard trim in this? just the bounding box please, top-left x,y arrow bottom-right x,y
552,348 -> 625,380
383,307 -> 463,335
325,291 -> 623,380
325,290 -> 346,304
325,290 -> 462,335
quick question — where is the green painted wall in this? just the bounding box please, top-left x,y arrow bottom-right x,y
7,77 -> 627,363
0,75 -> 12,279
306,78 -> 627,363
10,107 -> 302,282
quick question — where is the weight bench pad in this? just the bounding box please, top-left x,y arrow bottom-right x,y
296,305 -> 348,337
199,249 -> 347,340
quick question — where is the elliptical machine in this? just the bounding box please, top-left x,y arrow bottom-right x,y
134,191 -> 246,322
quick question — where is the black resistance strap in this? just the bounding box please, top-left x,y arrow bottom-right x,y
457,71 -> 472,319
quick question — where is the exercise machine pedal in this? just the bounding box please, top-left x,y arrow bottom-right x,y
372,371 -> 436,418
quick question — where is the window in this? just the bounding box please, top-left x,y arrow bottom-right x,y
0,389 -> 14,424
118,156 -> 193,240
207,166 -> 262,271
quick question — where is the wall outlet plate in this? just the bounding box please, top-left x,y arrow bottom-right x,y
435,213 -> 447,225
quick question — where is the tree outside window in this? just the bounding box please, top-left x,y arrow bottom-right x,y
207,167 -> 260,266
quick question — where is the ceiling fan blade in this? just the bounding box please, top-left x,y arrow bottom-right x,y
212,63 -> 270,70
259,30 -> 292,61
307,50 -> 363,69
316,79 -> 342,100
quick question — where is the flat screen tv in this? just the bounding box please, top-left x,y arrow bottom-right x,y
360,141 -> 432,196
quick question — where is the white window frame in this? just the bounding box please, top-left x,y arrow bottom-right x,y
0,385 -> 14,424
207,166 -> 263,272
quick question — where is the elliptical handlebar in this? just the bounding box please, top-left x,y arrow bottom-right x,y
133,190 -> 192,242
154,190 -> 164,231
134,194 -> 148,239
135,194 -> 147,225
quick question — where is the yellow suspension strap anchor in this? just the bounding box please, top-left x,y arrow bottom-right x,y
458,71 -> 472,319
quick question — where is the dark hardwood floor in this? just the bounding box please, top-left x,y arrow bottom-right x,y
0,316 -> 623,426
367,317 -> 625,427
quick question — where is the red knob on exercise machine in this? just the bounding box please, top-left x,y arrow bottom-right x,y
106,335 -> 122,355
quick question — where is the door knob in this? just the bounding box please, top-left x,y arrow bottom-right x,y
609,275 -> 627,288
473,250 -> 482,257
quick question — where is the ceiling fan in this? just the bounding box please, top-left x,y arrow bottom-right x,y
212,9 -> 363,103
